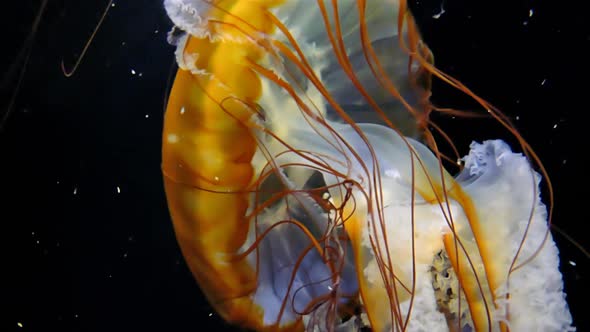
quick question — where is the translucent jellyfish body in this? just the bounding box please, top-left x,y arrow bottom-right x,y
161,1 -> 573,331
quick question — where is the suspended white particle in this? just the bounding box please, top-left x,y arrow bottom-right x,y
432,3 -> 446,19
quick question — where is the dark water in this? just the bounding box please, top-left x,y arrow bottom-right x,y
2,1 -> 588,331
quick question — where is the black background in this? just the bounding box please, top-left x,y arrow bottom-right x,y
2,1 -> 588,331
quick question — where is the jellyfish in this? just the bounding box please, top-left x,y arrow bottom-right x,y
161,0 -> 573,331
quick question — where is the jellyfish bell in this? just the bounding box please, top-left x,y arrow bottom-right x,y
161,0 -> 573,331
